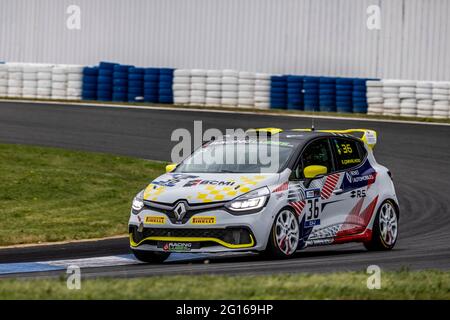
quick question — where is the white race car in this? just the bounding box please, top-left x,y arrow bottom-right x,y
128,128 -> 399,262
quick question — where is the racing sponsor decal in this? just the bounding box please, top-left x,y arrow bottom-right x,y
144,216 -> 166,224
160,242 -> 193,252
190,216 -> 216,225
340,160 -> 377,192
320,173 -> 340,200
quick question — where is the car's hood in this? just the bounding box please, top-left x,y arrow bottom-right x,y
143,172 -> 279,204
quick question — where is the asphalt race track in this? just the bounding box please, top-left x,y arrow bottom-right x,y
0,101 -> 449,278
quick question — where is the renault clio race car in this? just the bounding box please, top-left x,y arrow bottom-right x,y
128,128 -> 399,262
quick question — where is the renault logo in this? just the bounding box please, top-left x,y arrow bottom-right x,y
173,202 -> 187,221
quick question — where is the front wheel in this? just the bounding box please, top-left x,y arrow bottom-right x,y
264,208 -> 300,258
364,200 -> 399,251
131,249 -> 170,263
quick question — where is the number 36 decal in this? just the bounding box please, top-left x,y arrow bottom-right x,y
304,188 -> 321,227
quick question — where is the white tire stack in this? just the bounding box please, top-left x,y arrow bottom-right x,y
366,80 -> 383,115
416,81 -> 433,118
7,63 -> 23,98
431,82 -> 449,119
190,69 -> 207,106
66,65 -> 83,100
382,80 -> 401,116
51,65 -> 68,99
22,63 -> 39,98
0,64 -> 7,97
399,80 -> 417,117
36,64 -> 53,99
238,71 -> 255,108
254,73 -> 271,109
205,70 -> 222,106
173,69 -> 191,105
221,69 -> 239,107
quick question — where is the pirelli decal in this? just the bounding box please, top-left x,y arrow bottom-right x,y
145,216 -> 166,224
191,216 -> 216,225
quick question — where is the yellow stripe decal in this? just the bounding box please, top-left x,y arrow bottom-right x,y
129,233 -> 254,249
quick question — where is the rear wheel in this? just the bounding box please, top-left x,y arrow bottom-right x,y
131,249 -> 170,263
364,200 -> 399,251
264,208 -> 300,258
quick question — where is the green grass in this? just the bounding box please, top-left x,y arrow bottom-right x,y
0,143 -> 166,245
1,271 -> 448,299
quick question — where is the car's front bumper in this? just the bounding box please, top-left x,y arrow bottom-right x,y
128,206 -> 274,253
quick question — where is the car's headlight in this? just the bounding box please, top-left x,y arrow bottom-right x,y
131,190 -> 145,213
225,187 -> 270,213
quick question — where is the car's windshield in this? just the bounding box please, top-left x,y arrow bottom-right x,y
175,139 -> 296,173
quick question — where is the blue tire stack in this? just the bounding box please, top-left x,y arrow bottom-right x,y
82,67 -> 99,100
143,68 -> 159,103
319,77 -> 336,112
128,67 -> 145,102
352,78 -> 369,113
335,78 -> 354,113
158,68 -> 175,104
270,75 -> 288,109
303,76 -> 320,111
97,61 -> 117,101
287,75 -> 304,110
112,64 -> 132,102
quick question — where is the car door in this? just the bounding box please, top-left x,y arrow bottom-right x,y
289,137 -> 339,244
329,137 -> 373,236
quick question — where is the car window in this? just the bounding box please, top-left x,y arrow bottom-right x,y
331,138 -> 365,170
291,138 -> 334,179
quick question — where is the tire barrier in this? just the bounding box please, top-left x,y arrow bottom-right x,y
206,69 -> 222,107
366,80 -> 383,115
238,71 -> 255,108
1,62 -> 449,119
82,67 -> 98,100
287,75 -> 304,110
221,70 -> 239,107
319,77 -> 336,112
112,64 -> 132,102
158,68 -> 174,104
190,69 -> 206,106
97,61 -> 116,101
0,63 -> 7,97
431,82 -> 449,119
335,78 -> 353,113
144,68 -> 159,103
270,75 -> 288,109
352,78 -> 369,114
254,73 -> 270,109
128,67 -> 145,102
173,69 -> 191,105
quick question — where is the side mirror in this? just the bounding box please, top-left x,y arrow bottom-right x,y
165,163 -> 177,173
303,165 -> 327,179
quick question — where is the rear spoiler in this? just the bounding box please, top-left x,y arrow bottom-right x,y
245,127 -> 283,136
292,128 -> 378,150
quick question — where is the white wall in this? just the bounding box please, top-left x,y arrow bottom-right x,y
0,0 -> 449,80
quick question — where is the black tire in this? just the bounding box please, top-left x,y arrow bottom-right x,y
364,200 -> 399,251
264,208 -> 300,259
131,249 -> 170,263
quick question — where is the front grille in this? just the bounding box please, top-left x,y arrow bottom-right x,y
143,200 -> 226,224
129,225 -> 254,247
